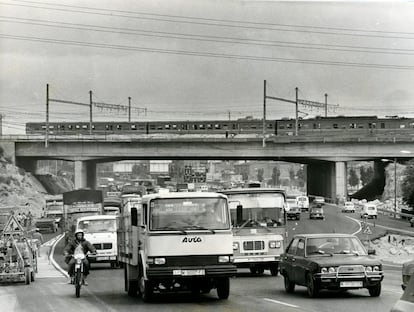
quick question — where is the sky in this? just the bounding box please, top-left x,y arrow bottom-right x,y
1,0 -> 414,134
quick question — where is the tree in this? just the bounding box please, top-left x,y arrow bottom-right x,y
401,160 -> 414,207
289,167 -> 296,182
360,166 -> 374,186
296,166 -> 306,188
257,168 -> 264,182
349,168 -> 359,188
271,167 -> 281,186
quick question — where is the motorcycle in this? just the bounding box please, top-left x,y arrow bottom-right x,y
73,245 -> 86,298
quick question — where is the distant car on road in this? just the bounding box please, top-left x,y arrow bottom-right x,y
313,196 -> 325,206
280,233 -> 383,298
286,197 -> 301,220
342,201 -> 355,213
360,203 -> 378,219
296,195 -> 309,212
309,205 -> 325,220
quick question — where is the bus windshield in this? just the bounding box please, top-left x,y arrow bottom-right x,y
150,197 -> 230,231
227,192 -> 286,227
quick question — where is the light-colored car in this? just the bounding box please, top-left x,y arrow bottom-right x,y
313,196 -> 325,206
342,201 -> 355,213
402,259 -> 414,290
360,203 -> 378,219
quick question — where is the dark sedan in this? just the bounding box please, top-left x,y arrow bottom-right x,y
279,233 -> 383,298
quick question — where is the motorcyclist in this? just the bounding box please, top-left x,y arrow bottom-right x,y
64,229 -> 96,285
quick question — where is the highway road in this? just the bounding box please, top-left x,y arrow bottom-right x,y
0,205 -> 406,312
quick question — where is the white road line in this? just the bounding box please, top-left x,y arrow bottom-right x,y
263,298 -> 299,308
345,216 -> 362,235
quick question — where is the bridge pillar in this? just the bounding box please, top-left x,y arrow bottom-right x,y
307,162 -> 335,202
16,158 -> 38,174
335,161 -> 347,202
74,160 -> 97,189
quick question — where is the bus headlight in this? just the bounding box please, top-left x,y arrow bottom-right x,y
269,241 -> 281,249
218,256 -> 230,263
233,242 -> 239,250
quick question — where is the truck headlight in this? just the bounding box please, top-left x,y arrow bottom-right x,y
233,242 -> 239,250
147,257 -> 166,265
269,241 -> 281,249
365,266 -> 373,272
218,256 -> 230,263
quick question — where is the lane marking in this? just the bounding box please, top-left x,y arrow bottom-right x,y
263,298 -> 299,308
345,216 -> 362,235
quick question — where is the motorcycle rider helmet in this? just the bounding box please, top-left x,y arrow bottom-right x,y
74,229 -> 84,239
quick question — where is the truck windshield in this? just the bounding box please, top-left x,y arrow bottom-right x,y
78,219 -> 116,233
150,197 -> 229,231
227,192 -> 285,227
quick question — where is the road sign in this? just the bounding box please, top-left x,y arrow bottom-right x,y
363,225 -> 372,235
2,215 -> 25,235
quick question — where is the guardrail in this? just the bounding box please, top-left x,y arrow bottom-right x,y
377,207 -> 414,220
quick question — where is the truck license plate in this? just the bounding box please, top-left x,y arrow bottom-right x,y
340,281 -> 363,287
97,256 -> 109,261
173,269 -> 205,276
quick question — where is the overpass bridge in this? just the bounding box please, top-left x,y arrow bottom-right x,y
1,134 -> 413,201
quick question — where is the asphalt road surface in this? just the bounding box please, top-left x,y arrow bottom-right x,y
0,204 -> 406,312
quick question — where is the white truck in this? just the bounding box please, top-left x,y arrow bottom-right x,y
75,215 -> 118,268
117,192 -> 236,302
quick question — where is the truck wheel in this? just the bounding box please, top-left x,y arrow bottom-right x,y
270,263 -> 279,276
140,277 -> 153,302
216,277 -> 230,300
31,271 -> 35,282
125,266 -> 138,297
25,267 -> 31,285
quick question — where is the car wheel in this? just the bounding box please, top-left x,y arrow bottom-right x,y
306,273 -> 319,298
270,264 -> 279,276
284,274 -> 295,293
368,283 -> 381,297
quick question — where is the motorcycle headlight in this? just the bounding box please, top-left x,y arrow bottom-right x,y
76,258 -> 82,264
233,242 -> 239,251
373,266 -> 380,272
321,267 -> 328,274
147,257 -> 165,265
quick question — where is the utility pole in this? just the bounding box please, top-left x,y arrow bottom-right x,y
89,90 -> 93,135
394,157 -> 397,218
128,97 -> 131,122
45,83 -> 49,148
263,80 -> 267,147
228,111 -> 231,121
295,87 -> 299,136
325,93 -> 328,117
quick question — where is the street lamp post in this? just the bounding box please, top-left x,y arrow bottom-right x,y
394,157 -> 397,219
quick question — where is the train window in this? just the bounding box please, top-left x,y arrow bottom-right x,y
49,125 -> 54,129
207,124 -> 213,129
313,123 -> 320,129
333,123 -> 338,129
400,124 -> 406,129
286,123 -> 293,129
380,123 -> 385,128
138,126 -> 145,130
117,125 -> 122,130
76,125 -> 81,129
199,124 -> 205,130
164,124 -> 170,129
60,125 -> 65,130
106,124 -> 113,130
267,124 -> 273,129
368,123 -> 376,128
157,125 -> 163,130
298,123 -> 302,129
410,123 -> 414,128
131,124 -> 137,130
181,124 -> 186,130
41,125 -> 46,130
279,125 -> 285,129
149,125 -> 156,130
358,124 -> 364,128
349,123 -> 356,129
82,125 -> 88,129
215,124 -> 221,129
172,124 -> 177,129
192,124 -> 198,130
68,125 -> 73,130
91,125 -> 95,130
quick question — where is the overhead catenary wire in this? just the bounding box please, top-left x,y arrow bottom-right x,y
4,0 -> 414,40
1,33 -> 412,70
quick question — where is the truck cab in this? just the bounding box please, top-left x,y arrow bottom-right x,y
75,215 -> 118,268
117,192 -> 236,301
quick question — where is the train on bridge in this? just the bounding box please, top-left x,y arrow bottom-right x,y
26,115 -> 414,137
